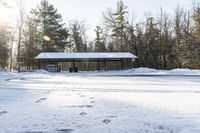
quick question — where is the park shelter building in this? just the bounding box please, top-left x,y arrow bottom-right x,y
35,52 -> 137,72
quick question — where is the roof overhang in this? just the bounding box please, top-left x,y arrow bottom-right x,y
35,52 -> 138,61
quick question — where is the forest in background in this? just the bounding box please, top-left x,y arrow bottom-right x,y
0,0 -> 200,70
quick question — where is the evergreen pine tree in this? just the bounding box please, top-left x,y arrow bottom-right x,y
112,1 -> 128,51
30,0 -> 69,52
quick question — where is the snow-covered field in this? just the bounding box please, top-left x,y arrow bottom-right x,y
0,68 -> 200,133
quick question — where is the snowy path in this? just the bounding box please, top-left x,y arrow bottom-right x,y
0,71 -> 200,133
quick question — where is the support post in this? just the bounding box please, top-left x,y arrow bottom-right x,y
87,60 -> 89,72
72,59 -> 75,70
38,60 -> 41,69
131,59 -> 134,69
97,59 -> 100,72
120,59 -> 123,70
104,59 -> 107,71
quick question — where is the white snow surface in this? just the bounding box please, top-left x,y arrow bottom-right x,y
58,67 -> 200,76
132,67 -> 200,75
35,52 -> 137,59
0,68 -> 200,133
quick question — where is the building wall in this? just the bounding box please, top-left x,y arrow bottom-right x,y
39,59 -> 134,72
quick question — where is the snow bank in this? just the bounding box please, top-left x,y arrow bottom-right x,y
132,67 -> 200,75
27,67 -> 200,76
167,68 -> 200,75
34,69 -> 49,74
133,67 -> 158,73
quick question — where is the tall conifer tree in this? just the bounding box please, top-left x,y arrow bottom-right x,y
30,0 -> 69,52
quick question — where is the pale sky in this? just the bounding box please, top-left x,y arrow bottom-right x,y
3,0 -> 193,39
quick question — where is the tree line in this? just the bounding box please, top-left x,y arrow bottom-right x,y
0,0 -> 199,70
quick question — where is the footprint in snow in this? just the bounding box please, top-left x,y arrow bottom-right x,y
5,78 -> 14,81
24,131 -> 43,133
56,128 -> 74,133
108,115 -> 117,118
66,105 -> 93,108
32,124 -> 38,127
102,119 -> 111,124
90,100 -> 95,103
20,78 -> 26,80
79,112 -> 87,116
144,122 -> 151,127
0,111 -> 7,115
143,123 -> 174,133
35,98 -> 47,103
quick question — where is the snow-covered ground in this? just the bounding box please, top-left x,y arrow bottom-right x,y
0,68 -> 200,133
